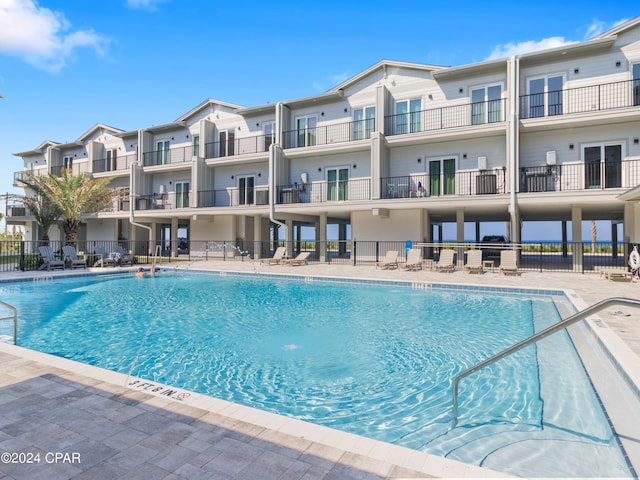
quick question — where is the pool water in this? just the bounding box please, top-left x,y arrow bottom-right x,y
1,272 -> 632,477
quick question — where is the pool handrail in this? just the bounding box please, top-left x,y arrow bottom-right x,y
0,299 -> 18,345
451,296 -> 640,428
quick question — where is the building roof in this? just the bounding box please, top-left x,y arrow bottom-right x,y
13,140 -> 60,157
332,59 -> 445,91
595,16 -> 640,38
176,98 -> 245,123
76,123 -> 125,142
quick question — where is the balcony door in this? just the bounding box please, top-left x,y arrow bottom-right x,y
156,140 -> 170,165
395,99 -> 421,134
527,75 -> 564,118
429,158 -> 456,196
219,130 -> 235,157
584,144 -> 622,189
471,84 -> 502,124
106,149 -> 117,171
633,63 -> 640,106
353,106 -> 375,140
327,167 -> 348,201
296,116 -> 317,147
238,175 -> 255,205
263,122 -> 275,151
175,181 -> 190,208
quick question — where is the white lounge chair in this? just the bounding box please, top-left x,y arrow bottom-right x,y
93,245 -> 117,267
464,250 -> 484,274
499,250 -> 519,275
403,248 -> 423,271
376,250 -> 398,270
435,249 -> 455,272
38,246 -> 65,271
62,245 -> 87,269
285,252 -> 310,266
261,246 -> 287,265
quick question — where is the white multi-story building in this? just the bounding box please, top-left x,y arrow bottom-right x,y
7,17 -> 640,265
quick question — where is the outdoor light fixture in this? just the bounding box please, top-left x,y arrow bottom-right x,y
569,144 -> 574,150
417,157 -> 421,163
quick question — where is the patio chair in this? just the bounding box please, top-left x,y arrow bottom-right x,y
402,248 -> 423,271
38,246 -> 65,271
499,250 -> 519,275
285,252 -> 310,266
376,250 -> 398,270
464,250 -> 484,274
600,268 -> 633,282
260,246 -> 287,265
62,245 -> 87,269
93,245 -> 117,267
112,246 -> 133,266
435,249 -> 456,272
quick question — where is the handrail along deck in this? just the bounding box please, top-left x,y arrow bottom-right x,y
0,300 -> 18,345
451,296 -> 640,428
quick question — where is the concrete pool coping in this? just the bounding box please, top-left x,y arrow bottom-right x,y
1,263 -> 639,478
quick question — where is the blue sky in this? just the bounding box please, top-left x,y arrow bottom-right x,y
0,0 -> 636,240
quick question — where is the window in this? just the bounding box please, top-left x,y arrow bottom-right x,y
471,84 -> 502,124
395,98 -> 421,134
353,106 -> 375,140
326,167 -> 349,201
296,115 -> 317,147
263,122 -> 275,151
192,135 -> 200,157
219,130 -> 235,157
633,63 -> 640,107
175,181 -> 190,208
156,140 -> 170,165
527,75 -> 564,118
583,143 -> 623,189
238,175 -> 255,205
428,158 -> 456,196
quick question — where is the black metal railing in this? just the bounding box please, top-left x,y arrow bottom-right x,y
282,118 -> 375,149
205,134 -> 273,159
93,153 -> 137,173
276,178 -> 371,204
50,163 -> 90,177
519,78 -> 640,119
520,158 -> 640,192
196,186 -> 270,208
384,99 -> 506,137
142,146 -> 195,167
134,191 -> 192,210
381,169 -> 507,198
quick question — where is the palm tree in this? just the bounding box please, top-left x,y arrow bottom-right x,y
18,170 -> 116,245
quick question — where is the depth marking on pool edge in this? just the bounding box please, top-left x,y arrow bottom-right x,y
127,379 -> 191,401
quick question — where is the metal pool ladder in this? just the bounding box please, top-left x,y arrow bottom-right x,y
451,296 -> 640,428
0,300 -> 18,345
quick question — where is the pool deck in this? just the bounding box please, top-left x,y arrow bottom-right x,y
1,262 -> 639,479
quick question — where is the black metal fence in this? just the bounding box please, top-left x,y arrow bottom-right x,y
0,240 -> 630,274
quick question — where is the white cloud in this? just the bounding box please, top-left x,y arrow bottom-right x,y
486,37 -> 578,61
312,71 -> 352,92
0,0 -> 108,73
126,0 -> 169,11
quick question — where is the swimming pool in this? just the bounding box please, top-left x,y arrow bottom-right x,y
0,271 -> 634,477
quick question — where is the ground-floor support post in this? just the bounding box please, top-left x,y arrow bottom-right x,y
572,205 -> 583,272
318,212 -> 327,263
456,209 -> 465,268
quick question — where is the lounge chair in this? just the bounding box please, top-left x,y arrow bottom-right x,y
403,248 -> 423,271
93,245 -> 117,267
376,250 -> 398,269
285,252 -> 310,266
112,246 -> 133,266
260,246 -> 287,265
62,245 -> 87,269
499,250 -> 519,275
38,246 -> 65,271
435,249 -> 455,272
464,250 -> 484,274
600,268 -> 633,282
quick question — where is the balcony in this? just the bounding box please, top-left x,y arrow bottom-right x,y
5,203 -> 29,218
50,163 -> 90,177
381,169 -> 507,198
135,192 -> 192,210
384,100 -> 506,137
93,153 -> 137,173
276,178 -> 371,203
197,186 -> 270,207
519,79 -> 640,120
205,134 -> 272,159
520,158 -> 640,192
282,119 -> 375,149
142,146 -> 195,167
